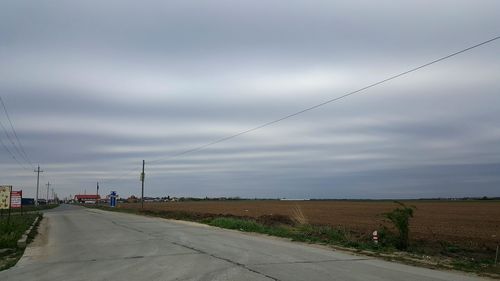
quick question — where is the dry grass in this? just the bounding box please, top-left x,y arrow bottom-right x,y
290,205 -> 307,225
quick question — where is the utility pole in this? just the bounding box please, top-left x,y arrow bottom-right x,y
34,165 -> 43,206
96,182 -> 99,205
46,182 -> 51,204
141,160 -> 145,209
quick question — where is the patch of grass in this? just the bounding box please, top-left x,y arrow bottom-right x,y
0,214 -> 39,248
0,213 -> 42,271
450,258 -> 498,273
207,217 -> 386,252
0,248 -> 23,271
444,245 -> 461,253
292,224 -> 348,243
208,217 -> 294,239
8,204 -> 58,214
209,217 -> 266,232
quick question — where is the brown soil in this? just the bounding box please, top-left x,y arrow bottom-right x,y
117,200 -> 500,249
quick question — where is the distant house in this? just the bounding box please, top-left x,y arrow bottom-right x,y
74,194 -> 100,203
127,195 -> 139,203
22,198 -> 35,205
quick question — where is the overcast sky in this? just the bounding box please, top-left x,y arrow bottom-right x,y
0,1 -> 499,199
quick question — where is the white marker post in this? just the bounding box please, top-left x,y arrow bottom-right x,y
372,230 -> 379,244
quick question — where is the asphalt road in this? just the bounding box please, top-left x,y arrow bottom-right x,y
0,204 -> 490,281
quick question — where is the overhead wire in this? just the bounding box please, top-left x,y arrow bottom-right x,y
0,96 -> 34,167
0,131 -> 30,170
0,97 -> 33,170
102,35 -> 500,185
0,117 -> 29,164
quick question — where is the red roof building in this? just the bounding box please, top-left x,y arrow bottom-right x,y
74,194 -> 100,203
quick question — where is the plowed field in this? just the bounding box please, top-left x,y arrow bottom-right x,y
118,200 -> 500,248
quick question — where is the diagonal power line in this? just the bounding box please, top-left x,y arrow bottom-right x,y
0,96 -> 34,167
149,36 -> 500,163
0,131 -> 30,170
0,117 -> 31,170
103,35 -> 500,184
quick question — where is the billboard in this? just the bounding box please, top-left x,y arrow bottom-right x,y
0,186 -> 12,210
11,190 -> 22,208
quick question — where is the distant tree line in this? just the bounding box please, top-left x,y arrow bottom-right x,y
120,196 -> 500,203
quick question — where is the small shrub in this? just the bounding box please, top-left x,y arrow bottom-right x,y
383,201 -> 415,250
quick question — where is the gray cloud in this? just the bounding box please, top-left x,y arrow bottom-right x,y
0,1 -> 499,199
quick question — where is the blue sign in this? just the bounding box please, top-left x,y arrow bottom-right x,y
109,191 -> 117,207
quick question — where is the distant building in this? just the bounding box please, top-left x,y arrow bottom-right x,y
74,194 -> 100,204
22,198 -> 35,205
127,195 -> 139,203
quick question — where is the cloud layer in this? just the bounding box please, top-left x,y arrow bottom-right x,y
0,1 -> 499,199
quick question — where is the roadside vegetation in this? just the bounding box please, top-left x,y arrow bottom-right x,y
7,204 -> 58,214
83,202 -> 500,278
0,208 -> 47,271
382,201 -> 415,250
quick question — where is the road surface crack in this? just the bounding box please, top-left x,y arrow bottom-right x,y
249,258 -> 371,266
22,252 -> 200,266
171,241 -> 280,281
109,219 -> 148,234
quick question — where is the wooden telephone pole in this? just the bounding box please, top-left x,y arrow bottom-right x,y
96,182 -> 99,205
141,160 -> 145,209
34,165 -> 43,206
46,182 -> 51,204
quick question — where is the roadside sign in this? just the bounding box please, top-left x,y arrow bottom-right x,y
0,186 -> 12,209
11,191 -> 22,208
109,191 -> 117,207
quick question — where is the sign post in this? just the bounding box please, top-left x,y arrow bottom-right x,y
11,191 -> 21,208
11,190 -> 22,215
0,186 -> 11,209
0,186 -> 12,224
109,191 -> 117,208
